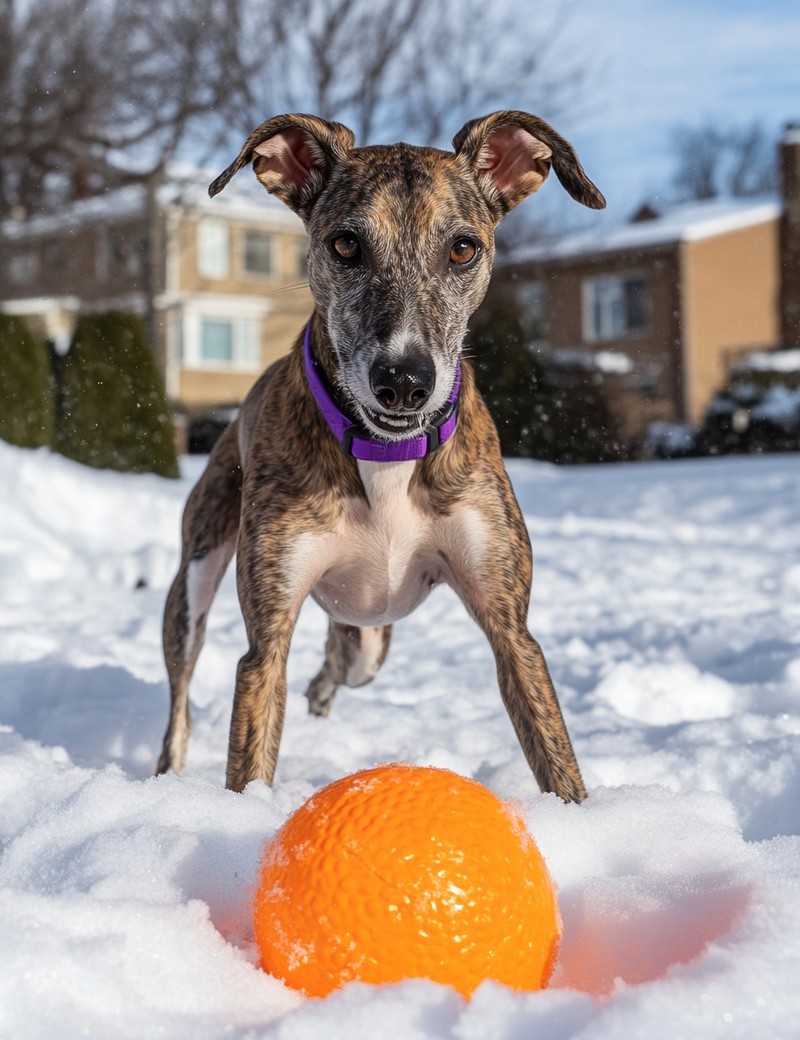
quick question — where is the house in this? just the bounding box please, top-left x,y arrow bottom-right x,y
496,126 -> 800,448
0,166 -> 313,419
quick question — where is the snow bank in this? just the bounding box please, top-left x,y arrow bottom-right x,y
1,442 -> 799,1038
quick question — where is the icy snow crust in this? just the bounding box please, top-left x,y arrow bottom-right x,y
1,442 -> 799,1038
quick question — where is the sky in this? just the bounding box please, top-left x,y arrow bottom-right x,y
517,0 -> 800,225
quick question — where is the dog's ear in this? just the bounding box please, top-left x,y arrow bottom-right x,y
453,110 -> 605,217
209,114 -> 356,216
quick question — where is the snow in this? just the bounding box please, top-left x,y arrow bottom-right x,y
736,348 -> 800,375
548,348 -> 634,375
1,163 -> 302,241
2,441 -> 800,1038
752,385 -> 800,428
505,198 -> 781,265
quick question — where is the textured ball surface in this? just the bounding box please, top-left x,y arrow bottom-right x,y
253,763 -> 560,998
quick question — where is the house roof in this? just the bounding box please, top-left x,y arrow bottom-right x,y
1,164 -> 303,240
504,196 -> 781,266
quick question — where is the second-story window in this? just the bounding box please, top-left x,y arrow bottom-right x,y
8,249 -> 39,286
583,273 -> 649,341
197,219 -> 230,279
243,231 -> 274,276
106,227 -> 145,277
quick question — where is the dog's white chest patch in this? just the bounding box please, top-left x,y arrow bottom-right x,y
285,460 -> 487,627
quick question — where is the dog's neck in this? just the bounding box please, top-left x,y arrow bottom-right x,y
303,321 -> 460,463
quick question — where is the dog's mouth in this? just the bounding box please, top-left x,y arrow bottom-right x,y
358,405 -> 427,438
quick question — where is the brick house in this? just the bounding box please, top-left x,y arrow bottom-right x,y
0,166 -> 312,416
496,126 -> 800,447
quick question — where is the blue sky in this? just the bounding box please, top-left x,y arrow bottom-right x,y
524,0 -> 800,224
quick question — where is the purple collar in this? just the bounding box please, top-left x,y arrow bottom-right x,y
303,322 -> 460,463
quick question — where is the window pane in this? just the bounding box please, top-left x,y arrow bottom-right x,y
201,318 -> 233,362
244,232 -> 273,274
585,275 -> 649,340
9,250 -> 38,285
609,290 -> 625,337
198,220 -> 229,278
624,277 -> 648,332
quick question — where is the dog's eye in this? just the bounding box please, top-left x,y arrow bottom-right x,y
450,239 -> 478,266
331,234 -> 361,262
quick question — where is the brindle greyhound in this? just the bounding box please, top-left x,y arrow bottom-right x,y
156,110 -> 605,801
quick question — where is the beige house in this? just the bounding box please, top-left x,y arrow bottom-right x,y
0,166 -> 313,414
499,197 -> 782,445
496,127 -> 800,448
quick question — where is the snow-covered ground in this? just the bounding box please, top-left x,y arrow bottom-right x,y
1,441 -> 799,1039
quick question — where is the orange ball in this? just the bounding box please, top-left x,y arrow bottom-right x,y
253,763 -> 560,998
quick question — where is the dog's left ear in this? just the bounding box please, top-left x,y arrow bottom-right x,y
453,110 -> 605,218
208,113 -> 356,217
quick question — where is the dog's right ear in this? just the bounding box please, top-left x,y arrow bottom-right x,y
208,114 -> 356,216
453,110 -> 605,218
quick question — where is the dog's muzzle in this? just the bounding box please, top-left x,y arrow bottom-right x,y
303,322 -> 460,463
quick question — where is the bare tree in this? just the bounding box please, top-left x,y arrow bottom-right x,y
238,0 -> 588,147
668,120 -> 779,202
0,0 -> 251,216
394,0 -> 588,146
2,0 -> 591,216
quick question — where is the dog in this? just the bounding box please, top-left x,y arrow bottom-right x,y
156,110 -> 605,801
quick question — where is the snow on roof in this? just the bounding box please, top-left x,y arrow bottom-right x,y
505,196 -> 781,266
1,164 -> 303,240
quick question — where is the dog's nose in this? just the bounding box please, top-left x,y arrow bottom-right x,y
369,357 -> 435,411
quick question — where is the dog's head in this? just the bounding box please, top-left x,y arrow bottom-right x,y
210,111 -> 604,441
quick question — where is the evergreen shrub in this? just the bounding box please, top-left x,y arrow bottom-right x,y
467,292 -> 623,463
0,314 -> 54,449
54,311 -> 178,477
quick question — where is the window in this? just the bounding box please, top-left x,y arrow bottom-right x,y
190,315 -> 259,368
583,274 -> 649,341
8,249 -> 39,285
105,227 -> 145,277
243,231 -> 274,275
43,240 -> 66,268
197,219 -> 230,279
201,318 -> 234,363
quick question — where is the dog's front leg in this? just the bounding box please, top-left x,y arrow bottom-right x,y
447,491 -> 586,803
225,518 -> 307,793
480,618 -> 586,804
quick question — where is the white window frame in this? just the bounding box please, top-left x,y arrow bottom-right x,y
197,218 -> 230,279
582,273 -> 649,342
181,305 -> 264,372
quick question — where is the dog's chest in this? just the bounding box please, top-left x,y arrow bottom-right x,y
287,460 -> 484,627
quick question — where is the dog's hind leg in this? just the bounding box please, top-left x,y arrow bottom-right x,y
306,621 -> 393,717
156,422 -> 242,775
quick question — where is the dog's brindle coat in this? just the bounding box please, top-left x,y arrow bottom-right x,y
157,111 -> 605,801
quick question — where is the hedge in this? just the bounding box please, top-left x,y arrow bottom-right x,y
0,314 -> 55,449
54,311 -> 178,477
